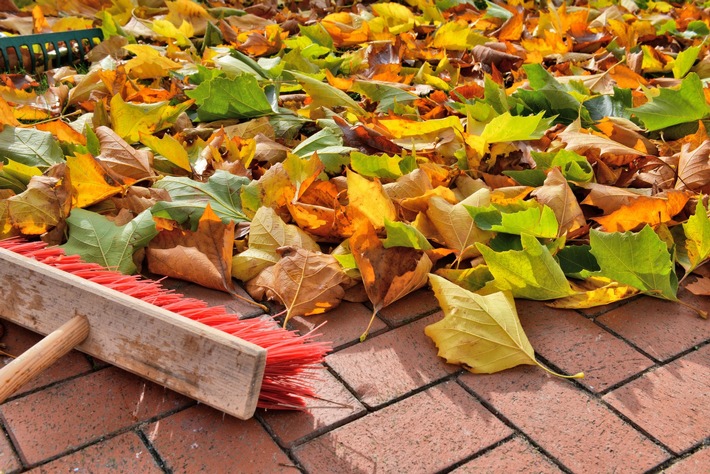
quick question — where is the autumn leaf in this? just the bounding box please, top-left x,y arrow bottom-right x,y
678,200 -> 710,274
232,206 -> 320,282
593,190 -> 690,232
95,126 -> 155,181
5,164 -> 71,235
426,274 -> 583,377
62,207 -> 157,274
590,226 -> 678,301
110,95 -> 192,143
546,276 -> 639,309
630,73 -> 710,131
531,167 -> 586,236
350,221 -> 432,339
66,152 -> 133,209
147,204 -> 234,292
0,126 -> 64,169
245,246 -> 352,325
185,75 -> 276,121
477,233 -> 574,300
346,168 -> 396,230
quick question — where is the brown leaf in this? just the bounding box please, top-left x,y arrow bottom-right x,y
245,246 -> 351,323
579,183 -> 651,214
471,44 -> 523,72
350,221 -> 433,337
676,140 -> 710,194
107,186 -> 171,216
96,126 -> 155,181
333,115 -> 402,155
6,164 -> 71,236
147,204 -> 235,293
558,120 -> 646,166
531,167 -> 586,236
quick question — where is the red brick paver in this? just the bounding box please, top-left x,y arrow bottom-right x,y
26,432 -> 162,473
0,282 -> 707,473
596,288 -> 710,361
0,367 -> 190,466
460,367 -> 670,473
452,436 -> 563,473
290,301 -> 387,351
260,369 -> 366,447
663,446 -> 710,473
325,312 -> 458,408
293,381 -> 512,473
143,404 -> 298,473
517,300 -> 654,392
603,344 -> 710,454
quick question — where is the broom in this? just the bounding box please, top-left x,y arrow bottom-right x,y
0,237 -> 330,414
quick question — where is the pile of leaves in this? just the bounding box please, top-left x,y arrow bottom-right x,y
0,0 -> 708,378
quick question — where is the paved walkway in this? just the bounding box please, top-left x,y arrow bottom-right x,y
0,278 -> 707,473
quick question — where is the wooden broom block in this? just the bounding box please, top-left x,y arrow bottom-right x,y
0,247 -> 267,420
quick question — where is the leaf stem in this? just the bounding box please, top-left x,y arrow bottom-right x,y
359,308 -> 378,342
536,360 -> 584,379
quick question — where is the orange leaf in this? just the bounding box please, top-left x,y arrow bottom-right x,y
66,152 -> 133,208
147,204 -> 236,293
35,120 -> 87,145
593,191 -> 691,232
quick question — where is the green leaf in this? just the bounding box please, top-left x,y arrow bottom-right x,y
476,233 -> 573,300
672,46 -> 700,79
287,70 -> 367,116
383,218 -> 433,250
351,151 -> 405,180
584,87 -> 632,121
61,208 -> 157,274
502,169 -> 547,187
681,200 -> 710,273
152,170 -> 250,227
468,202 -> 559,239
0,127 -> 64,168
589,226 -> 678,300
434,265 -> 493,293
557,244 -> 600,279
630,73 -> 710,131
530,149 -> 594,183
483,75 -> 511,114
480,111 -> 551,143
351,80 -> 418,113
185,75 -> 275,121
0,160 -> 41,193
514,64 -> 590,124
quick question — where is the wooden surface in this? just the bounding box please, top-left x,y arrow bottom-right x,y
0,314 -> 89,403
0,248 -> 266,420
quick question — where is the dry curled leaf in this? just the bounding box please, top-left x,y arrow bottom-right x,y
245,246 -> 352,324
147,203 -> 235,292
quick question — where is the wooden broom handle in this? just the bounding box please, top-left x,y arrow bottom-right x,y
0,315 -> 89,403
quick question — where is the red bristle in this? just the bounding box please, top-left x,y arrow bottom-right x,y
0,238 -> 331,410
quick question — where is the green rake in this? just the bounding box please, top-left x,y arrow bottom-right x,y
0,28 -> 104,73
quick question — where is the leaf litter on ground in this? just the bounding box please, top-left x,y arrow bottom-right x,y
0,0 -> 708,380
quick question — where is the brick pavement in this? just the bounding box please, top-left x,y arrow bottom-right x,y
0,281 -> 707,473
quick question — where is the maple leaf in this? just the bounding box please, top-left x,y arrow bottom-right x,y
426,274 -> 583,377
147,204 -> 234,292
350,221 -> 432,339
245,246 -> 352,325
62,207 -> 157,274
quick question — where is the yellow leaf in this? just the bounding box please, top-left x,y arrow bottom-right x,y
426,274 -> 583,378
546,277 -> 639,309
151,19 -> 194,48
140,133 -> 191,172
110,94 -> 193,143
378,116 -> 463,139
6,164 -> 71,235
425,189 -> 492,261
66,153 -> 132,208
122,44 -> 182,79
346,168 -> 396,229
